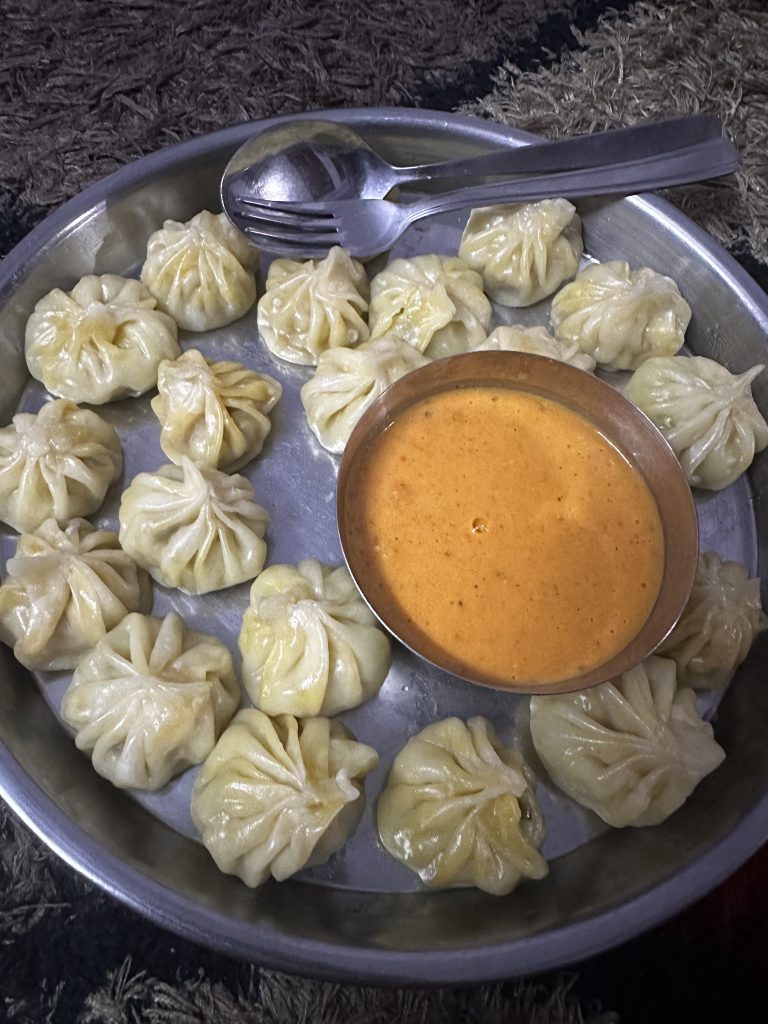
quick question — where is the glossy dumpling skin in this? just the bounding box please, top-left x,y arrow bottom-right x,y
368,254 -> 491,359
300,336 -> 429,454
624,356 -> 768,490
257,247 -> 369,365
238,559 -> 392,717
475,324 -> 596,372
550,260 -> 691,370
191,709 -> 379,886
61,611 -> 239,790
0,518 -> 151,671
530,656 -> 725,828
658,551 -> 767,688
140,211 -> 258,331
377,716 -> 548,895
151,348 -> 282,471
459,199 -> 583,307
119,458 -> 269,594
25,274 -> 180,404
0,400 -> 122,533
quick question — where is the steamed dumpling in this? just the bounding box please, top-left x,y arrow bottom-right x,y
238,559 -> 391,717
377,716 -> 548,895
300,336 -> 429,453
624,356 -> 768,490
459,199 -> 583,307
257,247 -> 369,365
151,348 -> 282,471
530,656 -> 725,827
141,211 -> 258,331
191,709 -> 379,886
25,274 -> 180,404
61,611 -> 239,790
658,551 -> 767,688
550,260 -> 691,370
475,324 -> 596,372
0,518 -> 151,671
368,254 -> 491,359
119,458 -> 269,594
0,400 -> 122,533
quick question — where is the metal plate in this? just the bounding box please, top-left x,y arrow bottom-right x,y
1,108 -> 768,984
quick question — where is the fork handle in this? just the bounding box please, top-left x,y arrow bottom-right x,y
393,115 -> 725,184
401,136 -> 739,224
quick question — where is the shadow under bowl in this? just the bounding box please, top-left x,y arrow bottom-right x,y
337,350 -> 698,695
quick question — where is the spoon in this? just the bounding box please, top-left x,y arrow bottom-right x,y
221,115 -> 725,208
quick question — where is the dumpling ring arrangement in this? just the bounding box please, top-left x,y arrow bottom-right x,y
3,192 -> 765,901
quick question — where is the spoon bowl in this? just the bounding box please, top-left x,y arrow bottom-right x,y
221,120 -> 398,207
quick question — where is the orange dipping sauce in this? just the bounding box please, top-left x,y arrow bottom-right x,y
346,386 -> 664,686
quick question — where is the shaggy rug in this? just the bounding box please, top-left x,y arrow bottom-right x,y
1,0 -> 767,1021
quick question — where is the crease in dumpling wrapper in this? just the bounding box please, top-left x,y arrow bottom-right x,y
377,281 -> 456,352
257,604 -> 333,715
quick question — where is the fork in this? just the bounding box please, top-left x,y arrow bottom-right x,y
227,135 -> 738,259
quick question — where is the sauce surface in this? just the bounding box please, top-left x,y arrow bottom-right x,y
347,386 -> 664,685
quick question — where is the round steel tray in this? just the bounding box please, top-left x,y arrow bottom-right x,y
1,108 -> 767,984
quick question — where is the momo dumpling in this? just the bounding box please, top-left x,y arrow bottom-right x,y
191,709 -> 378,886
624,356 -> 768,490
141,211 -> 258,331
119,458 -> 269,594
377,717 -> 547,895
0,518 -> 151,671
658,551 -> 767,688
475,324 -> 596,372
459,199 -> 583,307
61,612 -> 239,790
300,336 -> 429,453
238,559 -> 391,717
368,254 -> 491,359
151,348 -> 282,471
0,400 -> 122,533
529,656 -> 725,828
25,274 -> 179,404
257,247 -> 369,365
550,260 -> 691,370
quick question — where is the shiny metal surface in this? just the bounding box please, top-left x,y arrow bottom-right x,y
338,351 -> 698,694
220,113 -> 725,206
0,109 -> 767,983
227,134 -> 738,258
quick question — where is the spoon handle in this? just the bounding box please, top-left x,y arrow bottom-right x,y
399,135 -> 738,224
393,115 -> 725,185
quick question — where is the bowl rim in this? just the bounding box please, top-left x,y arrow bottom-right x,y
337,349 -> 699,696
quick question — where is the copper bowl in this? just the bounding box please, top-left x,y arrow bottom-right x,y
337,350 -> 698,695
